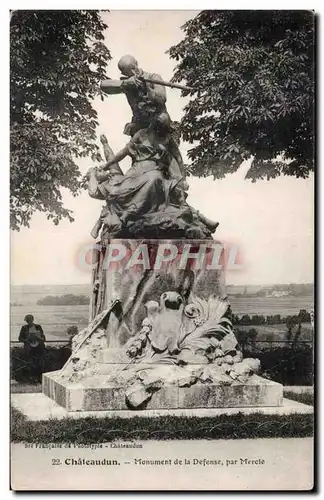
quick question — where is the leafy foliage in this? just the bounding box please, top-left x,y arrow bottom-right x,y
11,344 -> 71,383
169,10 -> 315,180
284,390 -> 313,406
179,295 -> 232,357
10,10 -> 111,230
254,345 -> 313,386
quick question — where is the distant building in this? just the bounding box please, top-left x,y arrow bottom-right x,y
269,290 -> 292,298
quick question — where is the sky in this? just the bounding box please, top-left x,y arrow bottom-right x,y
10,10 -> 314,287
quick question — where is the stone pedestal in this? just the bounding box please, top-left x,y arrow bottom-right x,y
89,239 -> 227,346
43,370 -> 283,412
42,239 -> 284,412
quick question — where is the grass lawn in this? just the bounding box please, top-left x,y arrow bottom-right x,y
10,381 -> 314,443
11,382 -> 42,394
283,391 -> 314,407
10,388 -> 313,443
11,406 -> 313,443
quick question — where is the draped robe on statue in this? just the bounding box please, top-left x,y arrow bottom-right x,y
99,128 -> 178,220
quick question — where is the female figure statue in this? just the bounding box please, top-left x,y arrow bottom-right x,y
87,111 -> 218,240
88,112 -> 188,238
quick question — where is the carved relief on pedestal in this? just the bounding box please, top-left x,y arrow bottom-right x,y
61,291 -> 261,409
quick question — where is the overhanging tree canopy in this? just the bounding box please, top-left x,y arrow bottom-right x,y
10,10 -> 111,230
169,10 -> 315,181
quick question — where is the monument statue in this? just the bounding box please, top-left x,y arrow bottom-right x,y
100,54 -> 189,205
87,123 -> 218,239
101,54 -> 173,137
42,55 -> 283,413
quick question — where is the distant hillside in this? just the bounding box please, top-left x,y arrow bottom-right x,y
227,283 -> 314,298
11,284 -> 91,306
11,282 -> 314,307
37,294 -> 90,306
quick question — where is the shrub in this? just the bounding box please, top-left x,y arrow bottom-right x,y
235,328 -> 258,350
66,326 -> 79,347
11,345 -> 71,383
256,345 -> 313,386
232,310 -> 313,326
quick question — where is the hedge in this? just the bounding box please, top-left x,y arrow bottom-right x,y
10,343 -> 313,386
250,345 -> 313,386
11,345 -> 71,383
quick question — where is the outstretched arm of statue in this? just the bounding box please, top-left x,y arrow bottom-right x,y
100,135 -> 123,175
99,145 -> 130,171
100,79 -> 124,95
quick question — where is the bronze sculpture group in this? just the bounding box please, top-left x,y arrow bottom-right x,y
87,55 -> 218,240
43,55 -> 274,412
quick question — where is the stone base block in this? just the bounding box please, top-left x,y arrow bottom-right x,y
12,393 -> 312,422
42,370 -> 283,412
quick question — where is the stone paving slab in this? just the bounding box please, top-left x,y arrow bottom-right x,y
11,392 -> 313,422
284,386 -> 314,394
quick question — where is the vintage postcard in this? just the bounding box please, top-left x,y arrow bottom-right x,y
10,9 -> 314,491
